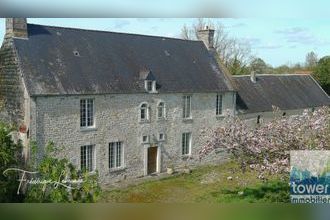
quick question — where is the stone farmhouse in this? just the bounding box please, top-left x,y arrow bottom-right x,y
0,18 -> 329,185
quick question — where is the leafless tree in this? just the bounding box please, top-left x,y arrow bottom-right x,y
305,51 -> 318,69
181,24 -> 194,40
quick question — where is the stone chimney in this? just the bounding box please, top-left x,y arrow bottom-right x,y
6,18 -> 28,39
197,26 -> 215,49
250,71 -> 257,83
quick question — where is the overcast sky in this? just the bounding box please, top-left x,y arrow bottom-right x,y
1,18 -> 330,67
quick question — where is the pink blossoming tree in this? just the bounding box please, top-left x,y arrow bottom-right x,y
199,106 -> 330,178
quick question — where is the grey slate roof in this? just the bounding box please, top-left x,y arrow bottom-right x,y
13,24 -> 234,96
233,74 -> 330,113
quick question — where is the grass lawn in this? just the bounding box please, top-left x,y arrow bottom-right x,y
101,161 -> 289,203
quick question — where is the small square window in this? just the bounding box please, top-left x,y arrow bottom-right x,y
142,135 -> 149,143
159,133 -> 165,141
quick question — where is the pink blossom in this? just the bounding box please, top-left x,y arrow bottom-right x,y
199,106 -> 330,176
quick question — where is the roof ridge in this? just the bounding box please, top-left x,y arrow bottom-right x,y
27,23 -> 202,43
232,73 -> 311,77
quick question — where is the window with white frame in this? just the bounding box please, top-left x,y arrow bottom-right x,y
109,142 -> 123,169
140,103 -> 149,121
146,81 -> 153,91
80,145 -> 94,172
157,102 -> 165,119
182,132 -> 191,155
183,95 -> 191,119
216,94 -> 223,115
145,80 -> 156,93
142,135 -> 149,143
80,99 -> 94,128
159,133 -> 165,141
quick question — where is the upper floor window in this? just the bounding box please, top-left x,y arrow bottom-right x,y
140,103 -> 149,121
80,99 -> 94,128
157,102 -> 166,119
183,95 -> 191,119
80,145 -> 94,172
216,94 -> 223,116
109,142 -> 123,169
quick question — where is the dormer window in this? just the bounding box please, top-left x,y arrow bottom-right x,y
146,81 -> 153,92
145,80 -> 156,93
140,69 -> 157,93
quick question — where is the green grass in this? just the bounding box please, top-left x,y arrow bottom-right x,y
101,161 -> 289,203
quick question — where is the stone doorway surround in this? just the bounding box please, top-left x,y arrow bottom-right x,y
144,143 -> 161,176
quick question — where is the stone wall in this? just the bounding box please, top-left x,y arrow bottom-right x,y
238,108 -> 308,127
0,37 -> 26,126
29,92 -> 236,185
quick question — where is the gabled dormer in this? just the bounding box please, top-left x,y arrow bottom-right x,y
140,69 -> 157,93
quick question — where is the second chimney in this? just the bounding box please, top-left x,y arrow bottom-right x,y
6,18 -> 28,39
197,26 -> 215,49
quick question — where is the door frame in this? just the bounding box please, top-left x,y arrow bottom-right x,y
144,144 -> 161,176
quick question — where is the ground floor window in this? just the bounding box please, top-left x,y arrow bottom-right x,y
216,94 -> 223,115
257,115 -> 261,124
182,132 -> 191,155
109,142 -> 123,169
80,145 -> 94,172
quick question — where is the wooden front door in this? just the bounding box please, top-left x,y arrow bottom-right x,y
147,147 -> 158,174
